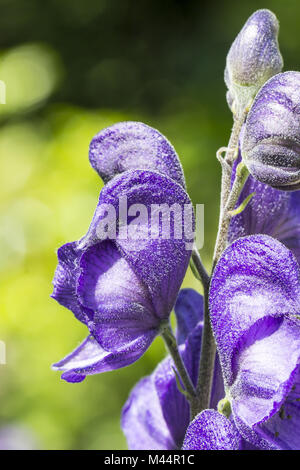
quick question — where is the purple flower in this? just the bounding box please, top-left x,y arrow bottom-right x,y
182,410 -> 242,450
89,121 -> 185,188
209,234 -> 300,449
242,71 -> 300,190
52,169 -> 193,382
225,9 -> 283,114
229,153 -> 300,264
121,289 -> 224,450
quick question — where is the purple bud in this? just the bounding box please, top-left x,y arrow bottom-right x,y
225,9 -> 283,115
242,71 -> 300,191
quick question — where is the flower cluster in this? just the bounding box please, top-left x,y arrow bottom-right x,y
52,9 -> 300,450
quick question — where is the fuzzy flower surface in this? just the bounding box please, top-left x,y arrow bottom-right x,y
225,9 -> 283,114
89,121 -> 185,188
209,234 -> 300,450
52,169 -> 193,383
242,71 -> 300,190
121,289 -> 224,450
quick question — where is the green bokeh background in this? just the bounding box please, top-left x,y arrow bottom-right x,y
0,0 -> 299,450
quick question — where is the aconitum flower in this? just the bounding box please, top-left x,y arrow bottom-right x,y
210,235 -> 300,450
182,410 -> 242,450
229,153 -> 300,264
121,289 -> 224,450
89,121 -> 185,188
52,169 -> 194,382
242,71 -> 300,190
225,9 -> 283,114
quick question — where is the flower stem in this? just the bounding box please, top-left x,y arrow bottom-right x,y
193,114 -> 248,416
213,161 -> 249,266
191,248 -> 209,290
160,322 -> 197,419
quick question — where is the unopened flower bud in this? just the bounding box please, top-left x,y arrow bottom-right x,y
225,9 -> 283,116
242,71 -> 300,191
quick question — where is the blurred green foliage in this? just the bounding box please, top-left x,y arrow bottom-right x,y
0,0 -> 299,450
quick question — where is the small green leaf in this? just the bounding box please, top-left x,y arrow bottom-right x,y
229,192 -> 255,217
172,366 -> 189,398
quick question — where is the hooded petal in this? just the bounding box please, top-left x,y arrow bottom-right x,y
53,331 -> 157,382
89,121 -> 185,188
182,410 -> 242,450
210,234 -> 300,385
242,71 -> 300,190
80,169 -> 194,320
210,235 -> 300,446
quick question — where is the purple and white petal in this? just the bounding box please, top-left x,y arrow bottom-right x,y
53,331 -> 157,382
80,169 -> 194,320
242,71 -> 300,190
210,234 -> 300,446
182,410 -> 242,450
76,240 -> 157,349
210,235 -> 300,385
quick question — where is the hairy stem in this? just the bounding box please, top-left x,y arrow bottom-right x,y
160,323 -> 197,419
191,248 -> 210,290
193,114 -> 247,416
213,161 -> 249,267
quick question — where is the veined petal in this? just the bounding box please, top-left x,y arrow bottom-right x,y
210,235 -> 300,385
80,169 -> 194,320
53,331 -> 157,382
182,410 -> 242,450
259,366 -> 300,450
76,240 -> 157,349
89,121 -> 185,188
231,317 -> 300,431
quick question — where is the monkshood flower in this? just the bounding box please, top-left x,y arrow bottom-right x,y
210,234 -> 300,450
121,289 -> 224,450
89,121 -> 185,188
229,153 -> 300,264
52,169 -> 194,383
225,9 -> 283,115
182,410 -> 242,450
242,71 -> 300,190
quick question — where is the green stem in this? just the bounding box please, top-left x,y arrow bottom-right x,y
213,161 -> 249,267
160,323 -> 198,419
191,249 -> 209,290
193,115 -> 248,416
